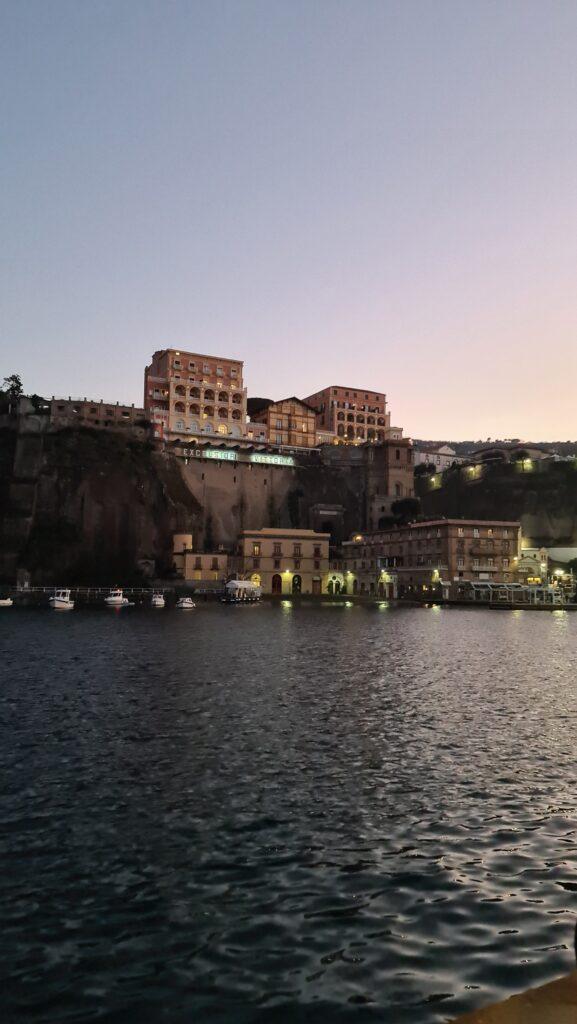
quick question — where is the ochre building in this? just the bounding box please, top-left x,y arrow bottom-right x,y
343,518 -> 522,598
303,385 -> 390,441
234,528 -> 330,595
144,348 -> 247,443
248,397 -> 318,448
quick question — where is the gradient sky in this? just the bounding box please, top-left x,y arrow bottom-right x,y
2,1 -> 577,440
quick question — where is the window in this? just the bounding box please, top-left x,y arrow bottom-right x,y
252,558 -> 260,569
194,557 -> 202,570
314,546 -> 321,557
503,558 -> 509,568
273,543 -> 282,555
473,558 -> 479,568
473,528 -> 480,538
203,364 -> 210,373
274,559 -> 281,569
294,559 -> 301,569
275,434 -> 282,444
252,543 -> 261,556
503,528 -> 509,537
231,368 -> 237,377
293,544 -> 301,556
216,367 -> 224,376
314,560 -> 320,569
211,558 -> 219,570
458,527 -> 464,536
488,528 -> 493,536
487,558 -> 494,567
457,557 -> 464,568
276,419 -> 283,429
189,361 -> 196,369
395,449 -> 400,460
174,360 -> 181,367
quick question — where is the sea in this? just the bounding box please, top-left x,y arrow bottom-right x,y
2,602 -> 576,1022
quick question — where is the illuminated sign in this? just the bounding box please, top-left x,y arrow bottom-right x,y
177,446 -> 294,466
250,453 -> 294,467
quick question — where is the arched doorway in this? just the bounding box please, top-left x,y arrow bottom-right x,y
292,574 -> 302,594
251,573 -> 261,587
272,573 -> 282,594
327,579 -> 334,595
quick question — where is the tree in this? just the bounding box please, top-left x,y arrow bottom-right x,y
391,497 -> 421,524
2,374 -> 23,398
414,462 -> 436,477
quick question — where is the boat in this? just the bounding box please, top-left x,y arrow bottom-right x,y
105,588 -> 130,607
49,589 -> 74,611
151,592 -> 165,608
176,596 -> 196,609
0,597 -> 13,607
222,580 -> 261,604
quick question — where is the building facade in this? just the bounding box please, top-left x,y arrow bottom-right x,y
234,528 -> 330,595
413,444 -> 463,470
144,348 -> 247,442
249,397 -> 318,448
50,398 -> 146,434
303,385 -> 390,441
343,519 -> 521,597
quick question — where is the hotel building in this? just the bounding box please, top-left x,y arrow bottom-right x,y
303,385 -> 390,442
343,519 -> 521,597
248,397 -> 318,448
144,348 -> 247,442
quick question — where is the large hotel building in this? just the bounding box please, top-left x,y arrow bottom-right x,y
303,385 -> 391,442
144,348 -> 247,442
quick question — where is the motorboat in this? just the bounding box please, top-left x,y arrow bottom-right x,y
222,580 -> 261,604
151,592 -> 165,608
176,596 -> 196,609
49,589 -> 74,611
105,588 -> 130,607
0,597 -> 13,607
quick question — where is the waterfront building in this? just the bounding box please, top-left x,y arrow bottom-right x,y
233,528 -> 330,595
144,348 -> 247,443
248,397 -> 318,448
343,518 -> 522,597
517,546 -> 549,584
303,385 -> 390,442
172,534 -> 229,585
413,443 -> 463,470
50,398 -> 146,434
321,437 -> 415,527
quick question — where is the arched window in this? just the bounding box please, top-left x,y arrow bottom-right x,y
190,387 -> 200,399
174,385 -> 186,396
204,389 -> 215,401
189,420 -> 200,434
203,421 -> 214,433
367,428 -> 376,439
337,424 -> 345,436
357,415 -> 365,424
217,423 -> 228,435
356,427 -> 365,438
232,409 -> 241,420
347,425 -> 355,438
337,412 -> 345,421
174,401 -> 185,413
204,405 -> 214,417
272,573 -> 282,594
367,416 -> 375,425
189,403 -> 200,415
218,392 -> 228,404
232,393 -> 242,404
347,413 -> 354,422
292,574 -> 302,594
175,419 -> 185,431
218,407 -> 228,418
377,417 -> 385,426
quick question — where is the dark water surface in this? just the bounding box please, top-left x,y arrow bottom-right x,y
2,603 -> 577,1023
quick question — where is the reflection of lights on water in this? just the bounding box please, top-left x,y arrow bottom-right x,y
281,600 -> 292,612
345,601 -> 353,608
430,604 -> 441,612
379,602 -> 388,610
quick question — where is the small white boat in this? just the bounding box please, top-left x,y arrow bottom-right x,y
176,596 -> 196,609
49,589 -> 74,611
0,597 -> 13,607
105,588 -> 130,607
151,592 -> 165,608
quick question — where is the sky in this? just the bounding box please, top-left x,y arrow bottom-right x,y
1,0 -> 577,440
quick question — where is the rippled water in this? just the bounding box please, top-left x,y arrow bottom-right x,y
2,603 -> 577,1022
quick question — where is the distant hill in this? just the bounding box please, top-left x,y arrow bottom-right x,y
414,440 -> 577,458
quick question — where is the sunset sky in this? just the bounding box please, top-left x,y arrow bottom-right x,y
2,1 -> 577,440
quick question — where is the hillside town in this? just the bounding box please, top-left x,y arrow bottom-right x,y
1,348 -> 576,606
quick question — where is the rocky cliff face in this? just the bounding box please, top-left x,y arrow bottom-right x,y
417,462 -> 577,546
0,419 -> 200,583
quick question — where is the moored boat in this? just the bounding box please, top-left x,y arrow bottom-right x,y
151,592 -> 165,608
0,597 -> 13,607
105,588 -> 130,607
222,580 -> 261,604
49,589 -> 74,611
176,596 -> 195,609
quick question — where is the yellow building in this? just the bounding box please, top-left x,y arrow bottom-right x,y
172,534 -> 228,583
235,528 -> 330,595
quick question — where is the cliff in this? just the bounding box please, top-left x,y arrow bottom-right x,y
417,461 -> 577,545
